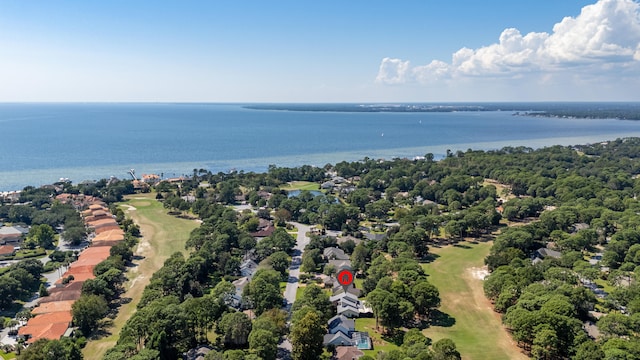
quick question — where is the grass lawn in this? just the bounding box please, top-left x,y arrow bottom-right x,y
82,193 -> 199,359
296,284 -> 306,301
279,181 -> 320,191
353,277 -> 364,290
355,317 -> 401,357
0,352 -> 16,360
421,241 -> 528,360
594,278 -> 615,295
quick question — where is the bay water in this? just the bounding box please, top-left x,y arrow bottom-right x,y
2,103 -> 640,191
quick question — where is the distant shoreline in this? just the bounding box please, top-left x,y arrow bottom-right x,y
4,133 -> 640,194
245,102 -> 640,120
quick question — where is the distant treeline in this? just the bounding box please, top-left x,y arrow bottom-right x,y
520,108 -> 640,120
246,102 -> 640,119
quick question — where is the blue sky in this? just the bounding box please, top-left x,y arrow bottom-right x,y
1,0 -> 638,102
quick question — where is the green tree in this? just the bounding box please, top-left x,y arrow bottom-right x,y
28,224 -> 56,249
290,310 -> 326,360
244,270 -> 283,315
72,294 -> 109,335
291,284 -> 333,322
531,325 -> 560,360
63,226 -> 87,246
432,338 -> 461,360
17,338 -> 82,360
219,312 -> 252,347
249,328 -> 278,360
0,276 -> 22,310
301,248 -> 321,273
573,341 -> 605,360
412,280 -> 440,318
267,251 -> 290,280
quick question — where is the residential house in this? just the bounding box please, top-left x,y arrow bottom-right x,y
337,235 -> 362,246
535,247 -> 562,259
363,232 -> 385,241
323,315 -> 372,350
533,247 -> 562,265
0,244 -> 16,259
229,277 -> 250,309
334,346 -> 364,360
328,259 -> 351,270
324,247 -> 349,261
18,321 -> 70,344
324,331 -> 353,347
321,181 -> 335,190
330,292 -> 371,318
142,174 -> 161,185
327,315 -> 355,335
184,345 -> 213,360
240,259 -> 259,279
332,283 -> 361,297
31,300 -> 75,315
250,225 -> 275,239
0,226 -> 27,244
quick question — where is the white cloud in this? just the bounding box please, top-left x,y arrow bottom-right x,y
375,57 -> 410,84
377,0 -> 640,85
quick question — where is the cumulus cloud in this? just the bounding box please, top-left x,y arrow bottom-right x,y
376,0 -> 640,84
376,58 -> 411,84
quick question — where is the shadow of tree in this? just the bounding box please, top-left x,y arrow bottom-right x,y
453,244 -> 471,249
381,329 -> 405,346
420,253 -> 440,264
90,320 -> 114,340
430,309 -> 456,327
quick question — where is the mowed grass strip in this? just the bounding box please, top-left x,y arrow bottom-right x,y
280,181 -> 320,191
421,242 -> 528,360
82,193 -> 199,359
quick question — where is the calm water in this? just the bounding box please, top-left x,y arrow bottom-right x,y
2,103 -> 640,191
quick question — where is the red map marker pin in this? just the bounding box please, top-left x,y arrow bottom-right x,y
337,268 -> 354,293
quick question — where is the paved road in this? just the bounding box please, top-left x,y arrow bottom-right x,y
278,222 -> 312,360
282,223 -> 312,308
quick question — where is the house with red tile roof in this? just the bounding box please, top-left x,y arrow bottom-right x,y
31,300 -> 75,315
25,311 -> 73,326
73,246 -> 111,267
18,322 -> 70,344
0,244 -> 16,258
56,265 -> 96,285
